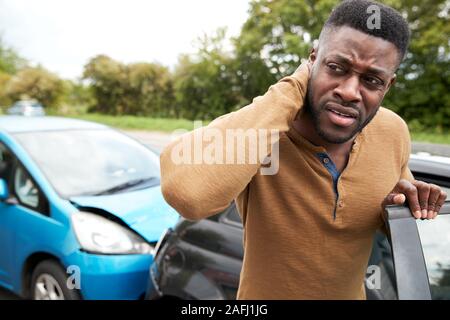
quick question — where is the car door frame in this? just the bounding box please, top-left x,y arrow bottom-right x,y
384,201 -> 450,300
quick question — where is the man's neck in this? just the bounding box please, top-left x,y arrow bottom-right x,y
292,112 -> 356,172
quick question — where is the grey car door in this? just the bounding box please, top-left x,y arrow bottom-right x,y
384,200 -> 450,300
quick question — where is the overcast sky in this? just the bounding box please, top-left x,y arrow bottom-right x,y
0,0 -> 250,79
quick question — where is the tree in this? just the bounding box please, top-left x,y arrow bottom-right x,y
60,80 -> 95,114
382,0 -> 450,130
83,55 -> 127,114
173,28 -> 242,120
0,71 -> 12,106
233,0 -> 450,128
0,36 -> 27,107
83,55 -> 175,117
4,66 -> 65,109
127,62 -> 174,117
233,0 -> 337,104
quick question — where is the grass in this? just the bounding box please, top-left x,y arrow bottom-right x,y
410,131 -> 450,145
59,113 -> 204,132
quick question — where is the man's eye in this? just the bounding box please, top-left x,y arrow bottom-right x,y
327,63 -> 345,73
363,75 -> 384,87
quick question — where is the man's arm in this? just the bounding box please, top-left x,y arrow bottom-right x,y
160,63 -> 310,220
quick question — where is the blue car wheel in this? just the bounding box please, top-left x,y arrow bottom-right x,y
30,260 -> 81,300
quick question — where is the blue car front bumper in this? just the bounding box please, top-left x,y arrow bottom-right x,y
66,251 -> 153,300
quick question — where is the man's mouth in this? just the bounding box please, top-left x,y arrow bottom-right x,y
325,103 -> 359,128
328,109 -> 356,118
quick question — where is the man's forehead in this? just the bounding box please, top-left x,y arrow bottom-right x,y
320,26 -> 399,73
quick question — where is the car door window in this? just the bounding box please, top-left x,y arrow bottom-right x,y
14,166 -> 39,208
226,207 -> 241,224
417,214 -> 450,300
384,179 -> 450,302
220,202 -> 242,227
1,142 -> 49,215
416,186 -> 450,300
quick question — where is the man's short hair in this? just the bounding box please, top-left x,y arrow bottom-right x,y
322,0 -> 410,63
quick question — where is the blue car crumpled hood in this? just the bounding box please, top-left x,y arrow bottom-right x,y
70,185 -> 180,243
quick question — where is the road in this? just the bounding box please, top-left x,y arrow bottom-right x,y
1,130 -> 449,300
411,142 -> 450,157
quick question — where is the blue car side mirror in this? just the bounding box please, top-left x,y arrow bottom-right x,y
0,178 -> 9,200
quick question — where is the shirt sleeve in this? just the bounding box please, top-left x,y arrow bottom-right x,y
400,121 -> 414,182
160,65 -> 309,220
379,117 -> 413,236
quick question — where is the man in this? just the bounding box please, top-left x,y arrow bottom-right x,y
160,0 -> 447,299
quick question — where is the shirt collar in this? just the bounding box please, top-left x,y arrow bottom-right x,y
286,123 -> 365,154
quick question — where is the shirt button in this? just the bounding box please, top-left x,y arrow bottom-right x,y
323,158 -> 330,164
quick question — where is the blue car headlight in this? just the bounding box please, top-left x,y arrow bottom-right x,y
71,211 -> 153,255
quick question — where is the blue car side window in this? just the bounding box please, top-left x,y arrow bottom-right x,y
14,166 -> 39,208
1,142 -> 49,215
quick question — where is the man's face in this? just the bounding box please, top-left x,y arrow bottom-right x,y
307,26 -> 399,144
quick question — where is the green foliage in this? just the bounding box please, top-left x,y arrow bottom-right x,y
67,113 -> 201,132
239,0 -> 337,73
4,66 -> 65,108
383,0 -> 450,130
83,55 -> 175,117
173,28 -> 242,120
234,0 -> 450,128
58,80 -> 95,114
0,71 -> 12,107
232,0 -> 338,104
82,55 -> 127,114
0,36 -> 27,107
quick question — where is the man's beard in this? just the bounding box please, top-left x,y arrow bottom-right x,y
305,82 -> 379,144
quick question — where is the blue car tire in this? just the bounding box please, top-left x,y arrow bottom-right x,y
30,260 -> 82,300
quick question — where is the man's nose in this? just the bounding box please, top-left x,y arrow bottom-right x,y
333,75 -> 362,103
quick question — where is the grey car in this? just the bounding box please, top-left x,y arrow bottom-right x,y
7,101 -> 45,117
147,153 -> 450,300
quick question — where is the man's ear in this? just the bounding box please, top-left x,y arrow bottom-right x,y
309,47 -> 317,64
386,74 -> 397,91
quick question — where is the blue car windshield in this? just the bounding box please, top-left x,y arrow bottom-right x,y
13,129 -> 161,198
